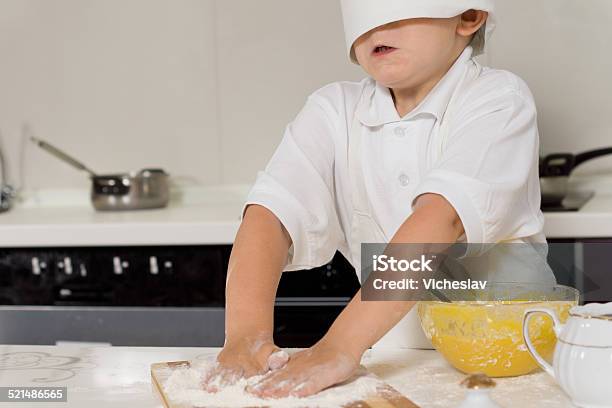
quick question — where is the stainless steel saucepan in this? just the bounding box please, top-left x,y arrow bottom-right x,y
540,147 -> 612,207
31,137 -> 170,211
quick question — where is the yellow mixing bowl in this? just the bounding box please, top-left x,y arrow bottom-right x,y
417,284 -> 579,377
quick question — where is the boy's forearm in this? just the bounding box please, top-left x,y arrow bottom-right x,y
321,194 -> 464,359
320,293 -> 415,360
224,205 -> 291,343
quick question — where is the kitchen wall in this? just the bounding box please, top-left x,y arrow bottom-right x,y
1,0 -> 611,190
214,0 -> 363,183
488,0 -> 612,176
0,0 -> 221,189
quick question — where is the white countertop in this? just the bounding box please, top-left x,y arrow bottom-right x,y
1,176 -> 612,247
0,345 -> 572,408
0,185 -> 249,247
542,194 -> 612,238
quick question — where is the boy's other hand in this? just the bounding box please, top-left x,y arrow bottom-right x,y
245,339 -> 361,399
202,335 -> 288,392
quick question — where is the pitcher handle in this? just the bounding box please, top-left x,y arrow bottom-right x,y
522,308 -> 562,377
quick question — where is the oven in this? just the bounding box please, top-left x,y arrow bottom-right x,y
0,246 -> 359,347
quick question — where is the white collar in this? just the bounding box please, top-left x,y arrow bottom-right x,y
357,46 -> 474,127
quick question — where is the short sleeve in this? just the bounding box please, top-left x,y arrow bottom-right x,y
412,86 -> 543,247
242,95 -> 344,271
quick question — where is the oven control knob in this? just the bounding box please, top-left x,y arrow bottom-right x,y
31,257 -> 42,275
31,258 -> 49,275
57,257 -> 73,275
149,256 -> 159,275
64,257 -> 73,275
113,256 -> 123,275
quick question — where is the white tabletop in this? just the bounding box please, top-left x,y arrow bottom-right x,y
0,345 -> 572,408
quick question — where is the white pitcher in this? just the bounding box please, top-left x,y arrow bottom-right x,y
523,303 -> 612,408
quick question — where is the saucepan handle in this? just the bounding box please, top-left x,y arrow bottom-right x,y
522,308 -> 562,377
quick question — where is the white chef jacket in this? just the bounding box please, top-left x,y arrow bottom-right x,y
243,46 -> 545,272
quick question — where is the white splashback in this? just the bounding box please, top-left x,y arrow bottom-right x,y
0,0 -> 221,189
0,0 -> 610,190
488,0 -> 612,176
214,0 -> 363,183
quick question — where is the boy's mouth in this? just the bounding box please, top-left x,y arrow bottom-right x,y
372,45 -> 397,57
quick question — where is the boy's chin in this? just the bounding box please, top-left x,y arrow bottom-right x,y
369,64 -> 415,88
373,73 -> 414,89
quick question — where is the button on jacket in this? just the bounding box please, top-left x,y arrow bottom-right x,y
243,46 -> 545,272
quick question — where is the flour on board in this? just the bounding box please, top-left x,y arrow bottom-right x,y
162,357 -> 383,408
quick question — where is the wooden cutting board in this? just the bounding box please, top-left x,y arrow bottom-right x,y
151,361 -> 420,408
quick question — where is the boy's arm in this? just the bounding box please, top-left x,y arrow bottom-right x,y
203,204 -> 291,390
321,193 -> 464,358
225,204 -> 290,341
249,193 -> 464,398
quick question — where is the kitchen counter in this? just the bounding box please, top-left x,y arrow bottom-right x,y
0,186 -> 248,247
0,345 -> 572,408
543,194 -> 612,238
1,175 -> 612,247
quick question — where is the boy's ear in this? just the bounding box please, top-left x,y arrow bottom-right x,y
457,9 -> 488,38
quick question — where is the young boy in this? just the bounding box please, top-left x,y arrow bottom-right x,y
206,0 -> 546,398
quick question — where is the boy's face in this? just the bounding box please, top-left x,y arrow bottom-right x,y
353,17 -> 464,90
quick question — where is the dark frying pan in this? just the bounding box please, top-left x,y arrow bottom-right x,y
540,147 -> 612,206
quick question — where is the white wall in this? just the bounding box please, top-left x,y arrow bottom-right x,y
487,0 -> 612,176
0,0 -> 359,189
214,0 -> 363,183
1,0 -> 611,191
0,0 -> 220,189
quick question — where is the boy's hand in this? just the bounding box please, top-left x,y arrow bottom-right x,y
246,339 -> 361,398
202,335 -> 289,392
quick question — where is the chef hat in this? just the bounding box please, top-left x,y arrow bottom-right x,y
340,0 -> 496,64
